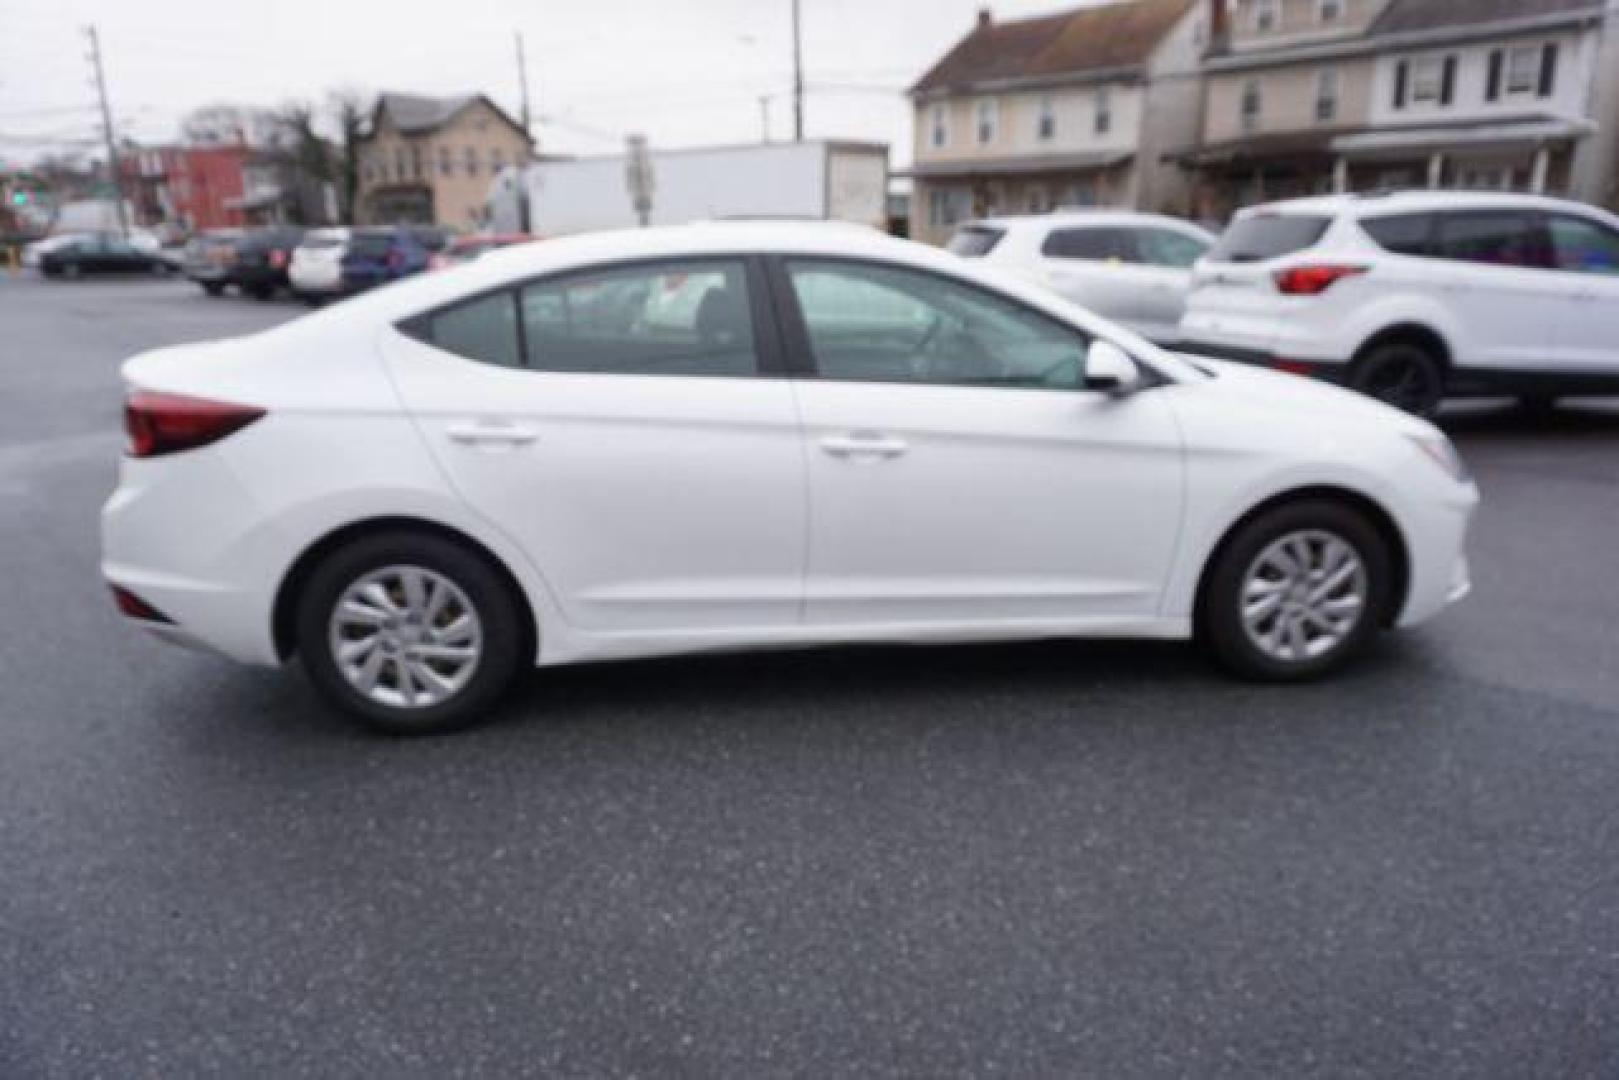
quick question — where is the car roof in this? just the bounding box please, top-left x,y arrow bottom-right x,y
1239,190 -> 1608,219
973,210 -> 1201,232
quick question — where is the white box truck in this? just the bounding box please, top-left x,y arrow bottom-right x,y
487,140 -> 889,235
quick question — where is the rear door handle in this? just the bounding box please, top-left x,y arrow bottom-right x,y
820,432 -> 908,459
446,421 -> 538,447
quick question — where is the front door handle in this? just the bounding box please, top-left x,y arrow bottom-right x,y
820,431 -> 908,460
446,421 -> 538,447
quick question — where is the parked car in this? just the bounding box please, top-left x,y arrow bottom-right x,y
946,212 -> 1216,345
227,227 -> 306,300
334,227 -> 435,294
23,232 -> 94,268
103,223 -> 1477,733
182,229 -> 246,296
39,235 -> 176,278
429,233 -> 537,270
289,227 -> 351,304
1179,191 -> 1619,416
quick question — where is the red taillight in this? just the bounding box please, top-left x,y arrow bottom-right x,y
110,584 -> 173,623
269,248 -> 288,269
1271,360 -> 1315,376
1273,265 -> 1367,296
124,391 -> 265,458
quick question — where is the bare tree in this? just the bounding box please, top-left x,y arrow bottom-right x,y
327,89 -> 372,226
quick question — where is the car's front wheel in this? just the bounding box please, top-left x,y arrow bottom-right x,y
296,531 -> 528,734
1200,500 -> 1392,681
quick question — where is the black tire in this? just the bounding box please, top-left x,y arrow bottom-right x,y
249,284 -> 275,301
295,531 -> 529,734
203,282 -> 225,297
1349,342 -> 1445,418
63,262 -> 82,280
1199,499 -> 1393,682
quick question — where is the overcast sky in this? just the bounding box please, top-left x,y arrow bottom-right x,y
0,0 -> 1094,170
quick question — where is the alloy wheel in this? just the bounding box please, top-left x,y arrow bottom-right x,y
1238,530 -> 1368,663
327,565 -> 483,709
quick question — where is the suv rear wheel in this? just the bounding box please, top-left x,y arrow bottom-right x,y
1350,342 -> 1444,417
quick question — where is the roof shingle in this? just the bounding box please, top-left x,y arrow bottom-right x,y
911,0 -> 1196,95
1371,0 -> 1604,35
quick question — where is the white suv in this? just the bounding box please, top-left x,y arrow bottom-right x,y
947,212 -> 1215,345
1179,191 -> 1619,415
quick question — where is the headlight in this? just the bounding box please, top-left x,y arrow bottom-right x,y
1407,432 -> 1470,484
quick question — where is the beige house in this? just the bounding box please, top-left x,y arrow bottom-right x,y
1183,0 -> 1391,221
905,0 -> 1206,246
356,92 -> 532,229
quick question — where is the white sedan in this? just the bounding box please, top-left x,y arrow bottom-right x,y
102,223 -> 1478,733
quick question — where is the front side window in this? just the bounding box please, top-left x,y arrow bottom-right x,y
1136,228 -> 1209,268
786,259 -> 1090,391
1434,211 -> 1548,268
521,260 -> 758,377
1547,215 -> 1619,275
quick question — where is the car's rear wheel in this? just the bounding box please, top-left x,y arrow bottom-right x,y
1350,343 -> 1444,417
296,531 -> 528,734
1200,500 -> 1391,681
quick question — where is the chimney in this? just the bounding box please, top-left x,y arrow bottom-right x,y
977,7 -> 993,29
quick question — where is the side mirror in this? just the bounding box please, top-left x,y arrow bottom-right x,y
1086,340 -> 1144,396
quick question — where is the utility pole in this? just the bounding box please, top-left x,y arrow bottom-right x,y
514,30 -> 534,233
85,25 -> 130,238
791,0 -> 804,142
758,95 -> 771,143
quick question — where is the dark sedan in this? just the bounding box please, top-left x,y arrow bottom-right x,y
40,236 -> 176,278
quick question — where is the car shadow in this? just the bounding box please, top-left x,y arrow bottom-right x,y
1440,399 -> 1619,442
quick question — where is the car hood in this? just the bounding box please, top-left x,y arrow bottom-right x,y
1179,356 -> 1439,439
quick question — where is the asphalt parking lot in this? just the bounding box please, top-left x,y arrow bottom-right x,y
3,275 -> 1618,1077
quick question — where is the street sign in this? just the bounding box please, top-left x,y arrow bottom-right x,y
624,134 -> 654,227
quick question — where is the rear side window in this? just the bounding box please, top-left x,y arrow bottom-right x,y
1042,227 -> 1136,261
520,259 -> 758,377
946,226 -> 1006,258
1434,211 -> 1548,268
426,292 -> 521,368
1360,213 -> 1434,256
1206,214 -> 1331,262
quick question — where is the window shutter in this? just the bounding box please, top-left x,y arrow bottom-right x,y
1539,42 -> 1559,98
1486,50 -> 1503,101
1393,60 -> 1409,108
1440,56 -> 1457,105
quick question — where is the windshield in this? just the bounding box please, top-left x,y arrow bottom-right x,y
1207,214 -> 1331,263
946,226 -> 1006,258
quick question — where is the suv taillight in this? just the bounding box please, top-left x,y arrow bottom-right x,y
1273,265 -> 1367,296
125,391 -> 265,458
